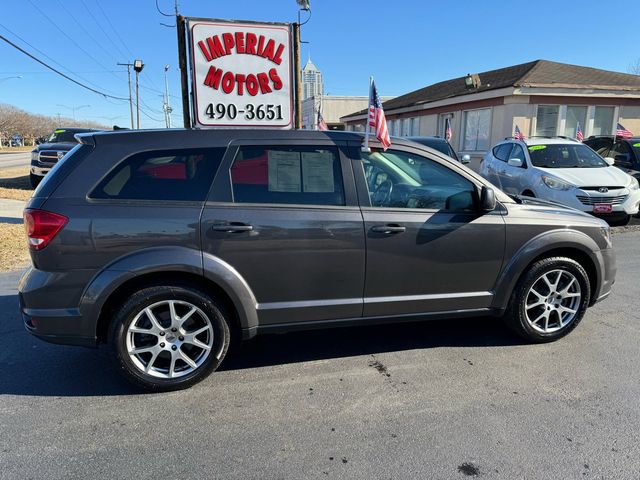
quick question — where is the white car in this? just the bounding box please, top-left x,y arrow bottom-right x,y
480,138 -> 640,226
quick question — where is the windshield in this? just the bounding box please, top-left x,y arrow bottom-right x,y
47,129 -> 88,143
632,141 -> 640,159
527,144 -> 608,168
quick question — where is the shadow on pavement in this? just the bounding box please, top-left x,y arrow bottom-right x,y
1,291 -> 524,397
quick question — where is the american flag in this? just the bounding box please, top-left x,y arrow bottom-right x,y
444,117 -> 452,142
368,79 -> 391,150
514,125 -> 525,140
317,107 -> 328,131
616,123 -> 633,138
576,122 -> 583,142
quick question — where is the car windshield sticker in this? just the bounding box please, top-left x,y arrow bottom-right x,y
633,143 -> 640,148
528,145 -> 546,151
54,129 -> 65,134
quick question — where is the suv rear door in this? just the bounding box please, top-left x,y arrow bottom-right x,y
200,138 -> 365,326
351,144 -> 505,317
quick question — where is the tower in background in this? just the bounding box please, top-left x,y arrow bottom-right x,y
301,57 -> 323,100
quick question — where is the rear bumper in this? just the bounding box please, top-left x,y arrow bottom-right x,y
19,267 -> 98,347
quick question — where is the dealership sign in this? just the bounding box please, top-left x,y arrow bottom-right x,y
188,19 -> 294,128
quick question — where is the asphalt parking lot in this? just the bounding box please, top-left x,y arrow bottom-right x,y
1,232 -> 639,480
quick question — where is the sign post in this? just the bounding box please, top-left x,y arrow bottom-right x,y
186,18 -> 295,129
177,15 -> 191,128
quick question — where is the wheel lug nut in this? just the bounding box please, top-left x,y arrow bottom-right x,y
159,342 -> 165,348
159,331 -> 165,336
171,327 -> 177,332
179,336 -> 184,341
171,345 -> 177,351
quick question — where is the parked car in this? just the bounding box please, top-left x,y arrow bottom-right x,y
583,135 -> 640,180
29,127 -> 101,188
407,136 -> 470,164
479,137 -> 640,226
20,129 -> 615,391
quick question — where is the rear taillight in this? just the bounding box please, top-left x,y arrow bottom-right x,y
23,209 -> 68,251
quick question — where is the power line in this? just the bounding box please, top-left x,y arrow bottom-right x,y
0,33 -> 128,100
0,22 -> 124,96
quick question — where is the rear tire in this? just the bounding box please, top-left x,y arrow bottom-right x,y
109,285 -> 231,391
29,173 -> 42,189
504,257 -> 590,343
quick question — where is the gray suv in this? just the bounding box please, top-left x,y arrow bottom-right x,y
19,129 -> 616,391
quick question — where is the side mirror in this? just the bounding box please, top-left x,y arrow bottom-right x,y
507,158 -> 523,168
461,154 -> 471,165
604,157 -> 615,166
480,186 -> 496,212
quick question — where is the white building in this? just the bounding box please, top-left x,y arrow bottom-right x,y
301,58 -> 323,100
341,60 -> 640,171
302,95 -> 395,130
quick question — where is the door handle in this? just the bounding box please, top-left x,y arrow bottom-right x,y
370,224 -> 406,234
210,223 -> 253,233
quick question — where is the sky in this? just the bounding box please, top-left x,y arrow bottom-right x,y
1,0 -> 639,129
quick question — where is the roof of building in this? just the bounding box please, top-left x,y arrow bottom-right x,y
302,57 -> 320,72
343,60 -> 640,119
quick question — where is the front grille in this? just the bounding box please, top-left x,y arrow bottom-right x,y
38,150 -> 62,165
580,186 -> 625,191
576,195 -> 627,205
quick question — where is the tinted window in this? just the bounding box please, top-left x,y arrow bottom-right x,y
92,148 -> 225,201
360,149 -> 476,211
493,143 -> 513,162
527,144 -> 607,168
47,129 -> 92,143
230,146 -> 345,206
510,144 -> 526,163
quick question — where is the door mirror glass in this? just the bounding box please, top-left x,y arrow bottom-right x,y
461,154 -> 471,164
507,158 -> 523,168
480,186 -> 496,212
604,157 -> 615,166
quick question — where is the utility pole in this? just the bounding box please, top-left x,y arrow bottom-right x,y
117,62 -> 135,129
163,65 -> 173,128
176,15 -> 190,128
133,59 -> 144,129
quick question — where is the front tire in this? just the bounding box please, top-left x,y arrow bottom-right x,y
110,285 -> 231,391
29,173 -> 42,189
504,257 -> 590,343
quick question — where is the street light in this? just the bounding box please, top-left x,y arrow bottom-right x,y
133,59 -> 144,129
56,104 -> 90,122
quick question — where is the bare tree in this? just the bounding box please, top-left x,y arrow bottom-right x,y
629,58 -> 640,75
0,103 -> 109,147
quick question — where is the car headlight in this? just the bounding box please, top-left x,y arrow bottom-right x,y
31,151 -> 39,161
541,175 -> 574,191
628,176 -> 639,191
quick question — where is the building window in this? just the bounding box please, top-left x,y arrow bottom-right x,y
462,108 -> 491,151
564,106 -> 588,138
535,105 -> 559,136
593,106 -> 615,136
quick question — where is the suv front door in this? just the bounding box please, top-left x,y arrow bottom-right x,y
200,139 -> 365,326
351,145 -> 506,317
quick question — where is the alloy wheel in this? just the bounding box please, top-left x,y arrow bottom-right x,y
125,300 -> 214,378
524,269 -> 582,334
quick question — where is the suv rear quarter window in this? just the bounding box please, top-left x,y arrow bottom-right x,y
230,145 -> 345,206
91,148 -> 226,201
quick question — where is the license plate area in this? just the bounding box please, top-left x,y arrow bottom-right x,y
593,203 -> 613,214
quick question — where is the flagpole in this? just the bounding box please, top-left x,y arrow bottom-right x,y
363,76 -> 373,152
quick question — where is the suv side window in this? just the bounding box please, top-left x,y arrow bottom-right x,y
230,145 -> 345,206
91,148 -> 225,201
510,144 -> 526,164
610,141 -> 631,162
493,143 -> 513,162
360,149 -> 476,211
